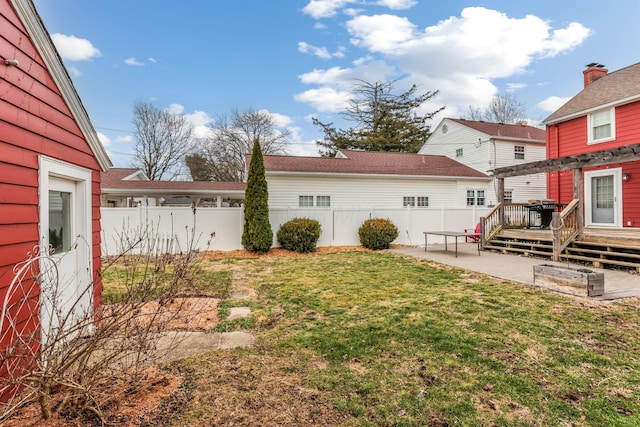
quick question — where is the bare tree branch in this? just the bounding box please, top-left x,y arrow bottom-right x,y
132,102 -> 194,180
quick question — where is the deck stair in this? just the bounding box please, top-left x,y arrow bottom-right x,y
483,229 -> 553,258
484,228 -> 640,272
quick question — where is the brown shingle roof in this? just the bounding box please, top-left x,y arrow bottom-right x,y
543,62 -> 640,124
101,168 -> 146,186
447,118 -> 545,141
101,168 -> 245,192
261,150 -> 488,178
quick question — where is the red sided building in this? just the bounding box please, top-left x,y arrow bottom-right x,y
543,62 -> 640,228
0,0 -> 111,399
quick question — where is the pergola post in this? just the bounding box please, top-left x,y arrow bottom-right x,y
497,177 -> 505,227
573,168 -> 584,231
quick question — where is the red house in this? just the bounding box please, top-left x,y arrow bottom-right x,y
0,0 -> 111,397
543,62 -> 640,229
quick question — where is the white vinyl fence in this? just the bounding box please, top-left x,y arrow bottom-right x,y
101,206 -> 491,256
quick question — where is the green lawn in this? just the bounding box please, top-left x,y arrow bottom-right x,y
153,251 -> 640,426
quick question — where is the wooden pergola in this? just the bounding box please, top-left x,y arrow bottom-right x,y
488,143 -> 640,260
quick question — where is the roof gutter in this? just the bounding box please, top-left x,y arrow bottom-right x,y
265,171 -> 490,181
11,0 -> 112,172
542,93 -> 640,126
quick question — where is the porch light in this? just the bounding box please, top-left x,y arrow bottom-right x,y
623,172 -> 630,182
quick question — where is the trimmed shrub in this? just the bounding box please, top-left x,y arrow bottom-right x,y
358,218 -> 399,250
277,218 -> 321,253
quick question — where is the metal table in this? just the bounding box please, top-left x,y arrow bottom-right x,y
423,231 -> 481,257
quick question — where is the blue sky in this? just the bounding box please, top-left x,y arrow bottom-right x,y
33,0 -> 640,169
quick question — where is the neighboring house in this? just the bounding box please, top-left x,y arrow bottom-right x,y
1,0 -> 111,395
419,118 -> 547,206
260,149 -> 490,209
542,62 -> 640,228
101,168 -> 246,207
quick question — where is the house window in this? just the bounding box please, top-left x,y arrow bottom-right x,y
49,190 -> 71,254
503,190 -> 513,204
316,195 -> 331,207
514,145 -> 525,160
466,190 -> 485,206
403,196 -> 415,207
417,196 -> 429,207
456,148 -> 463,158
589,108 -> 615,143
299,195 -> 314,207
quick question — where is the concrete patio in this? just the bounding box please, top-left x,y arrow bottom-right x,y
392,243 -> 640,301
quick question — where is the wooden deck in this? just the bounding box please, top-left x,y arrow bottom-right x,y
484,227 -> 640,271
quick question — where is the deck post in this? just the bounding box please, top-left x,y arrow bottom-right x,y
572,168 -> 584,231
551,212 -> 562,261
497,177 -> 505,227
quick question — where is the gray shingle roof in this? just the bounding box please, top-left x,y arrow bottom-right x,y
543,62 -> 640,124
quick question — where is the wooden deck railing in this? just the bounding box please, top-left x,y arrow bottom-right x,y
552,199 -> 580,260
480,203 -> 530,247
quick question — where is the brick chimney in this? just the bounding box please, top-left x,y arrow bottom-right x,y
583,63 -> 608,88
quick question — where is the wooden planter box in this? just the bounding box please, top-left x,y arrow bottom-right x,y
533,264 -> 604,297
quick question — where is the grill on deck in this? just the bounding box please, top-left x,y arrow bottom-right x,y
524,200 -> 564,229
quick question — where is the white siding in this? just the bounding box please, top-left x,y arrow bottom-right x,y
266,174 -> 491,209
420,119 -> 547,205
419,119 -> 492,174
492,140 -> 546,203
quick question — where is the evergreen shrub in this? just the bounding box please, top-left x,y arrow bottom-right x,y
358,218 -> 399,250
277,218 -> 321,253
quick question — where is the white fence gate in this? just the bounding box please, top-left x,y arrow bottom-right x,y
101,206 -> 490,256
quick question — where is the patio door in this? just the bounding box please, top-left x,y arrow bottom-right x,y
39,157 -> 93,342
585,168 -> 622,227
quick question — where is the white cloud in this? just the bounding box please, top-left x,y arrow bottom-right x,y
97,132 -> 111,147
298,42 -> 346,60
67,66 -> 81,77
375,0 -> 416,10
506,83 -> 527,92
294,87 -> 352,112
148,57 -> 157,63
51,33 -> 101,61
115,135 -> 134,143
124,57 -> 145,66
541,22 -> 592,58
303,0 -> 351,19
262,109 -> 293,128
164,103 -> 215,138
298,42 -> 331,60
536,96 -> 570,112
347,14 -> 416,53
303,0 -> 416,19
297,6 -> 591,121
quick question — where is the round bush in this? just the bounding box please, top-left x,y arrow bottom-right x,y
277,218 -> 322,253
358,218 -> 399,250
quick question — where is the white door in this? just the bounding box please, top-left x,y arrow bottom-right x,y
585,168 -> 622,227
39,158 -> 93,342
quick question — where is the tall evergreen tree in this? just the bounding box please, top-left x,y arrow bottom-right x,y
242,138 -> 272,253
314,80 -> 444,156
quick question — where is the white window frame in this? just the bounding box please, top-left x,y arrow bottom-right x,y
417,196 -> 429,207
503,190 -> 513,204
514,145 -> 525,160
403,196 -> 415,207
466,190 -> 485,207
588,108 -> 615,144
455,148 -> 463,158
316,195 -> 331,207
298,195 -> 314,207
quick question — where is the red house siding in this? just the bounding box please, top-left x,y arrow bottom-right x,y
1,0 -> 105,392
546,100 -> 640,226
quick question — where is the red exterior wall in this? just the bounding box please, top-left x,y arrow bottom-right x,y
0,0 -> 103,375
546,100 -> 640,226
